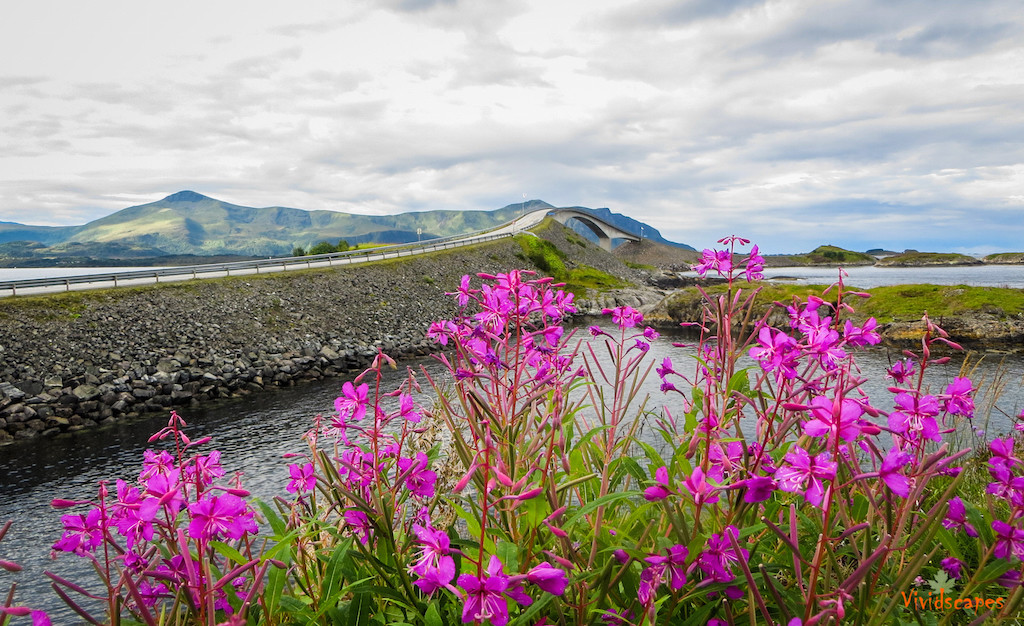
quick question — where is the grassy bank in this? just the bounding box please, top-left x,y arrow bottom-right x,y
657,282 -> 1024,324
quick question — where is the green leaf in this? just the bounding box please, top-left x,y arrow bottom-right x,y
208,540 -> 247,566
563,491 -> 643,529
255,498 -> 287,537
322,540 -> 353,603
927,570 -> 955,595
976,558 -> 1012,584
509,588 -> 557,625
278,594 -> 313,616
497,540 -> 519,571
346,592 -> 373,626
425,601 -> 444,626
264,562 -> 287,617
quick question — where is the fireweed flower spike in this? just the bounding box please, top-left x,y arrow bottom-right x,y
992,520 -> 1024,560
643,465 -> 673,501
693,526 -> 747,583
775,446 -> 836,507
941,377 -> 975,418
285,462 -> 316,494
802,396 -> 866,443
457,556 -> 517,626
335,381 -> 370,421
749,326 -> 800,379
877,448 -> 914,497
409,522 -> 456,594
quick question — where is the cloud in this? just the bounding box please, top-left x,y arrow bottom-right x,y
0,0 -> 1022,255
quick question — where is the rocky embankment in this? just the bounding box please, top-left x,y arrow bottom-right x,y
0,223 -> 666,444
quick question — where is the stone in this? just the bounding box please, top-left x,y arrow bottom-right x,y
0,382 -> 25,401
73,384 -> 102,401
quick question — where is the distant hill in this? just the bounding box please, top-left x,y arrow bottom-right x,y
0,192 -> 687,263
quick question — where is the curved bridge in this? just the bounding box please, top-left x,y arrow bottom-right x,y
508,208 -> 640,252
548,209 -> 639,251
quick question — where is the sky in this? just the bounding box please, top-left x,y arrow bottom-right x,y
1,0 -> 1022,255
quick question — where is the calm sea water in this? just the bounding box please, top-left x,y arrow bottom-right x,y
0,267 -> 154,281
4,264 -> 1023,288
679,264 -> 1024,289
2,320 -> 1023,620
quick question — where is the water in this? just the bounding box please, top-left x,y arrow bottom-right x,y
684,264 -> 1024,289
2,323 -> 1023,620
5,263 -> 1023,288
0,267 -> 156,281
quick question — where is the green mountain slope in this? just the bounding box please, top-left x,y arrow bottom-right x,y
60,191 -> 552,256
2,191 -> 680,260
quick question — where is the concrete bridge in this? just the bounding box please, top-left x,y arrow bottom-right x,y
507,208 -> 641,251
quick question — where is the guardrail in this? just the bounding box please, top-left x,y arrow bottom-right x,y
0,229 -> 518,297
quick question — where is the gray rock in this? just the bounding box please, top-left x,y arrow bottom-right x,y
73,384 -> 102,401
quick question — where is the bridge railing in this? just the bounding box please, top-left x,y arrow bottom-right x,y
0,228 -> 517,297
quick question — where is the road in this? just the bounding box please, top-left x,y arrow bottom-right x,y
0,209 -> 555,298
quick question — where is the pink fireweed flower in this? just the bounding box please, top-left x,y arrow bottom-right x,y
643,466 -> 673,502
744,245 -> 764,281
187,493 -> 257,541
644,545 -> 688,591
185,450 -> 225,487
335,381 -> 369,421
706,440 -> 744,483
992,520 -> 1024,560
886,358 -> 916,384
888,392 -> 941,443
398,452 -> 437,499
455,274 -> 473,307
942,496 -> 979,537
843,318 -> 881,347
989,436 -> 1020,469
139,449 -> 176,481
775,446 -> 836,507
682,466 -> 720,507
427,320 -> 459,345
693,248 -> 732,278
409,522 -> 456,594
344,509 -> 374,545
738,475 -> 776,503
802,322 -> 847,371
110,479 -> 159,549
941,557 -> 963,580
694,526 -> 747,583
52,507 -> 104,554
986,463 -> 1024,507
790,305 -> 829,334
525,562 -> 569,595
458,556 -> 520,626
143,470 -> 185,517
941,377 -> 975,418
398,393 -> 423,423
601,305 -> 643,329
878,448 -> 914,497
749,327 -> 800,379
656,357 -> 675,378
802,396 -> 866,443
286,462 -> 316,494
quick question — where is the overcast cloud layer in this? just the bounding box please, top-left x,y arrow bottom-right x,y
2,0 -> 1022,254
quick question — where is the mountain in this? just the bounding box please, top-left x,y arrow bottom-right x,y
0,191 -> 687,261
